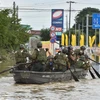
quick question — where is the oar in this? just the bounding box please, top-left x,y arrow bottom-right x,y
0,62 -> 32,74
89,68 -> 96,79
88,58 -> 100,64
69,68 -> 79,82
91,65 -> 100,78
0,67 -> 13,74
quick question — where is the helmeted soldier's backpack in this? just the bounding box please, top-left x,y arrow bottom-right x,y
76,55 -> 90,70
54,52 -> 68,66
36,48 -> 47,62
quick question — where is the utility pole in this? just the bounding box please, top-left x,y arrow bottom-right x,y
66,15 -> 68,32
13,2 -> 16,24
86,14 -> 89,47
78,24 -> 80,46
16,5 -> 19,24
82,18 -> 84,34
66,1 -> 76,45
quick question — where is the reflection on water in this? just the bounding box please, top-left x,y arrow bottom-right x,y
0,55 -> 100,100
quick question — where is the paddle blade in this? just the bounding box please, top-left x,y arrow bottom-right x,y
92,66 -> 100,78
69,68 -> 79,82
89,68 -> 96,79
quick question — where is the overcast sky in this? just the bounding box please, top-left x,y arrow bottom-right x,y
0,0 -> 100,31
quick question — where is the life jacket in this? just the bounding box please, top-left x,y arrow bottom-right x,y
36,48 -> 47,62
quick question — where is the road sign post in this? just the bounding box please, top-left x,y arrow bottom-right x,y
50,26 -> 56,44
50,31 -> 56,38
50,37 -> 56,43
50,26 -> 56,31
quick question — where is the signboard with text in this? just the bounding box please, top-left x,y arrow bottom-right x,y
92,13 -> 100,29
51,9 -> 64,32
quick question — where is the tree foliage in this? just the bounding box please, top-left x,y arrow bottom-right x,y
73,7 -> 100,36
0,9 -> 31,51
71,7 -> 100,45
40,28 -> 50,41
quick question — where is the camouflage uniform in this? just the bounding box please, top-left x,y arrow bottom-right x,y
45,55 -> 54,71
75,55 -> 90,70
74,46 -> 90,70
74,46 -> 86,58
31,42 -> 47,71
15,44 -> 32,70
54,49 -> 69,72
68,46 -> 76,65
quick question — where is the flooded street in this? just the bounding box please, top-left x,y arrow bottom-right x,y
0,72 -> 100,100
0,55 -> 100,100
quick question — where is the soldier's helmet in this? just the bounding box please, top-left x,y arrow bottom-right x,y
20,44 -> 25,49
80,46 -> 86,50
62,47 -> 68,54
37,41 -> 42,48
68,45 -> 73,50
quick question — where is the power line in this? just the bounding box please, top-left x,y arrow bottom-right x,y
0,6 -> 81,12
77,2 -> 100,5
1,1 -> 100,12
0,2 -> 100,10
19,9 -> 80,12
25,1 -> 66,7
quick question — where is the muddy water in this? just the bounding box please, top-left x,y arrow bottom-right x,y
0,55 -> 100,100
0,73 -> 100,100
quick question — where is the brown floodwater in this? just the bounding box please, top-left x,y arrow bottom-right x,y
0,55 -> 100,100
0,68 -> 100,100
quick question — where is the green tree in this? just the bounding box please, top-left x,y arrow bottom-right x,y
0,9 -> 31,51
72,7 -> 100,45
40,28 -> 50,41
73,7 -> 100,36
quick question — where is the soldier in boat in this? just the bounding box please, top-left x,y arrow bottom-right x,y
74,46 -> 86,59
15,44 -> 32,70
31,41 -> 48,71
53,47 -> 70,72
75,55 -> 91,70
45,55 -> 54,71
67,45 -> 77,70
74,46 -> 90,70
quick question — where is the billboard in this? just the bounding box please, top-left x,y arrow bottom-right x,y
51,9 -> 64,32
